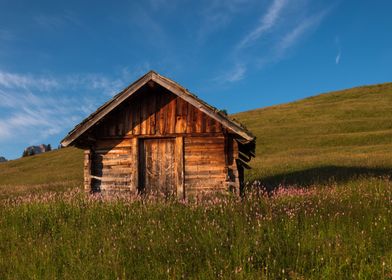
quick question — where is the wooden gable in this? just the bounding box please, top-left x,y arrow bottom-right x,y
91,82 -> 225,139
61,71 -> 254,148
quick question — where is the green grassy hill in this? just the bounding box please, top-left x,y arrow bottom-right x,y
234,82 -> 392,186
0,148 -> 83,198
1,82 -> 392,196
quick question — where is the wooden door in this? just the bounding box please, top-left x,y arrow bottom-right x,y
139,138 -> 176,196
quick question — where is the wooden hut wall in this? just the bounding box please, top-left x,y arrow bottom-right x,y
90,139 -> 136,193
184,136 -> 227,195
92,84 -> 224,138
83,84 -> 241,195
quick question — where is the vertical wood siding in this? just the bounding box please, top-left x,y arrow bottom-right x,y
139,138 -> 176,196
93,84 -> 223,138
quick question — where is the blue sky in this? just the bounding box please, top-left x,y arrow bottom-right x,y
0,0 -> 391,160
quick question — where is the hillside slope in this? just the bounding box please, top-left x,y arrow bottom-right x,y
1,82 -> 392,196
0,148 -> 83,198
234,82 -> 392,186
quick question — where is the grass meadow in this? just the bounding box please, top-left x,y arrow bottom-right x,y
0,178 -> 391,279
0,82 -> 392,279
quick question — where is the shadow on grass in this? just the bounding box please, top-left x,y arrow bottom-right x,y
255,166 -> 392,191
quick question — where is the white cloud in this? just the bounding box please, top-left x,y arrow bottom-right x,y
214,63 -> 246,84
121,62 -> 152,83
216,3 -> 332,84
335,50 -> 341,64
64,74 -> 125,96
334,36 -> 342,65
198,0 -> 252,42
0,92 -> 85,143
225,64 -> 246,82
0,122 -> 11,138
238,0 -> 288,49
276,11 -> 327,56
0,69 -> 141,145
0,72 -> 59,91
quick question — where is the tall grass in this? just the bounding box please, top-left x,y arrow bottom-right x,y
1,177 -> 391,279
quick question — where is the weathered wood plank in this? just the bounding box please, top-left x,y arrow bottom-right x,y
84,149 -> 92,192
185,165 -> 225,172
185,159 -> 225,165
175,97 -> 185,133
175,136 -> 184,199
168,97 -> 176,134
133,101 -> 141,135
185,137 -> 225,144
140,95 -> 148,135
149,92 -> 156,135
186,103 -> 193,133
131,137 -> 138,192
95,139 -> 132,149
94,148 -> 131,154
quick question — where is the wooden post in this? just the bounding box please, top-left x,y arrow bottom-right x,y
84,149 -> 92,192
131,137 -> 139,194
232,140 -> 240,196
175,136 -> 184,199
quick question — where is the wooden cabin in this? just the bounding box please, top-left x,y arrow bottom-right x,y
61,71 -> 255,197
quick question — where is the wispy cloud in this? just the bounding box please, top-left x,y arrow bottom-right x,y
0,72 -> 59,91
215,63 -> 246,83
335,36 -> 342,64
0,122 -> 11,138
0,68 -> 144,146
335,50 -> 341,64
215,1 -> 333,84
121,62 -> 152,82
63,74 -> 125,96
238,0 -> 288,49
275,10 -> 328,56
0,71 -> 126,96
198,0 -> 252,42
0,92 -> 80,144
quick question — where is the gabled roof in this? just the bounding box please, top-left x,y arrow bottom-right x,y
61,71 -> 255,147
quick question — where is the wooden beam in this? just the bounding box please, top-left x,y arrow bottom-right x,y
94,132 -> 225,140
84,149 -> 92,192
131,137 -> 138,194
175,136 -> 184,199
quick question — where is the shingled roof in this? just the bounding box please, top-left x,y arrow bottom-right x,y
61,71 -> 255,147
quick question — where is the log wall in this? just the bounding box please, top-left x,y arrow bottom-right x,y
184,136 -> 227,195
90,139 -> 135,193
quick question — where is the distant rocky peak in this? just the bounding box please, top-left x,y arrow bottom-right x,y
23,144 -> 52,157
